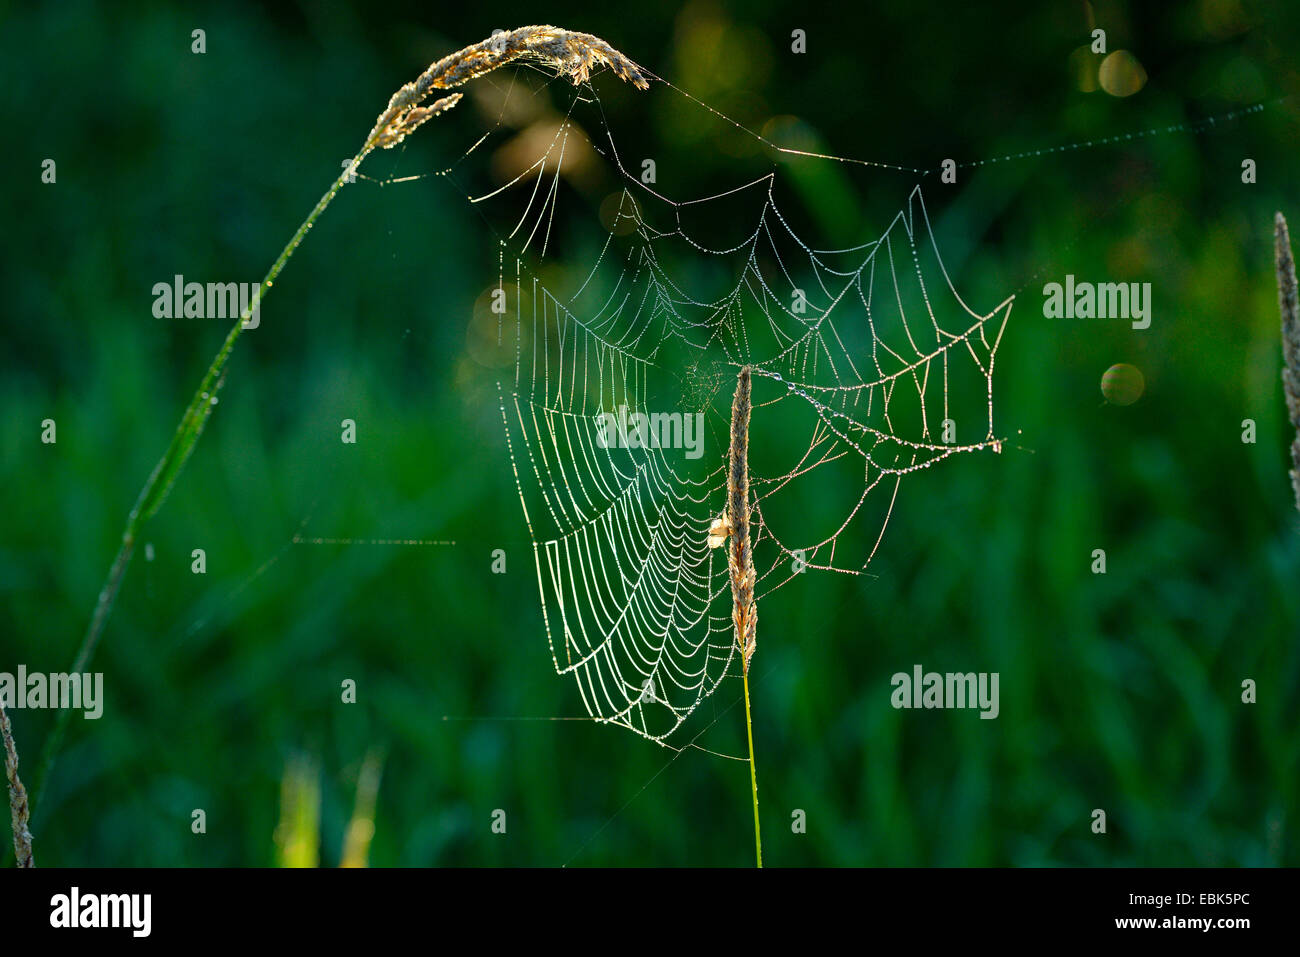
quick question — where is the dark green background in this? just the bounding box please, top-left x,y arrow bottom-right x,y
2,0 -> 1298,866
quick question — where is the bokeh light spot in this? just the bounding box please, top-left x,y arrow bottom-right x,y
1101,363 -> 1145,405
1099,50 -> 1147,97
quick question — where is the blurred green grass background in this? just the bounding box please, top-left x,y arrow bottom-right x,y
1,0 -> 1298,865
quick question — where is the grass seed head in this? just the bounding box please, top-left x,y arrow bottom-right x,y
366,26 -> 648,153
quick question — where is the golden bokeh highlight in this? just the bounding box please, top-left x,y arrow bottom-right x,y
492,120 -> 598,189
1099,50 -> 1147,97
1101,363 -> 1145,406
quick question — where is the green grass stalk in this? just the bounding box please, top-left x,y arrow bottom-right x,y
742,665 -> 762,867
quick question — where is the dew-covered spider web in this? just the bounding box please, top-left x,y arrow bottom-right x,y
494,176 -> 1011,743
352,57 -> 1015,746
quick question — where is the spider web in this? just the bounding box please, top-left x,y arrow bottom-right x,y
374,60 -> 1013,744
